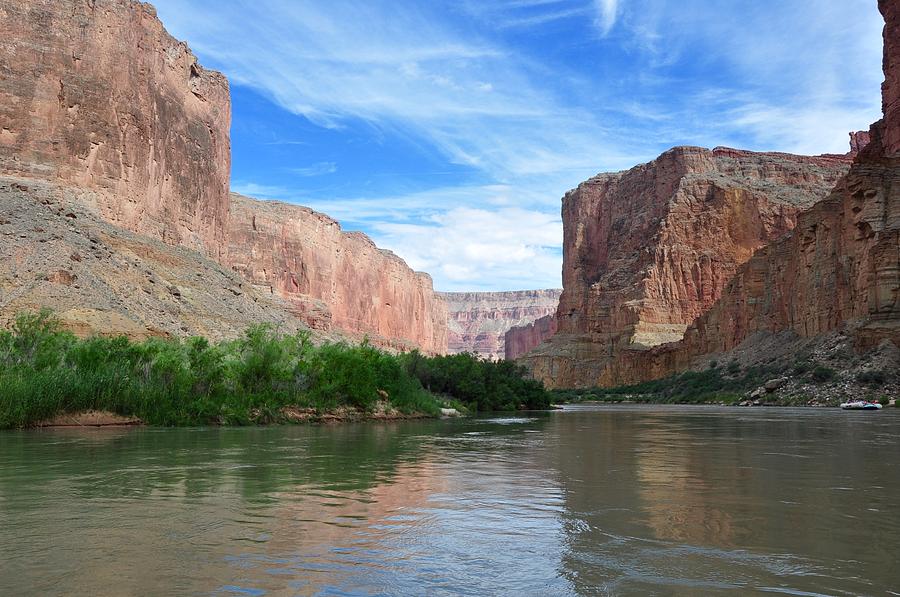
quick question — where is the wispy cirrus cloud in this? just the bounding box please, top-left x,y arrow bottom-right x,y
153,0 -> 884,291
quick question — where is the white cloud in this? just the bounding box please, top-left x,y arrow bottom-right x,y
372,207 -> 564,291
153,0 -> 885,290
291,162 -> 338,177
593,0 -> 619,35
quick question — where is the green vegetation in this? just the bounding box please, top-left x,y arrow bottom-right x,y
402,352 -> 551,412
811,365 -> 836,382
551,363 -> 785,405
0,310 -> 551,429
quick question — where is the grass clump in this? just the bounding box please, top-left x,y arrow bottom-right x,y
0,310 -> 551,429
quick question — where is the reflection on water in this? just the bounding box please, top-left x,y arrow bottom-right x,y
1,406 -> 898,596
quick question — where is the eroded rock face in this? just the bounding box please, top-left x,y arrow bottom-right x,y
437,290 -> 561,359
505,314 -> 558,361
0,0 -> 232,257
520,147 -> 853,388
882,0 -> 900,156
533,1 -> 900,388
600,0 -> 900,385
228,195 -> 448,354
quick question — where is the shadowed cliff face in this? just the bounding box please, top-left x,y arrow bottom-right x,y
882,0 -> 900,156
0,0 -> 231,258
520,147 -> 853,388
438,290 -> 561,360
0,0 -> 449,353
505,314 -> 558,361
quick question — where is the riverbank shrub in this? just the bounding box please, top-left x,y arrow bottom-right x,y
551,363 -> 782,405
401,351 -> 551,411
0,310 -> 550,428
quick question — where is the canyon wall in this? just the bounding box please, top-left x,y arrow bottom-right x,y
505,314 -> 558,361
597,0 -> 900,385
0,0 -> 448,352
523,0 -> 898,389
0,0 -> 231,257
883,0 -> 900,157
438,290 -> 561,359
520,147 -> 854,388
227,195 -> 448,353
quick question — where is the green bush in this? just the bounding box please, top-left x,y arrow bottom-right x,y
0,311 -> 551,428
812,366 -> 836,382
857,370 -> 887,386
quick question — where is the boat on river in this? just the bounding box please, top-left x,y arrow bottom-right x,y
840,400 -> 883,410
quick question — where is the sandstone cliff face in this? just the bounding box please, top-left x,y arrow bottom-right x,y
882,0 -> 900,157
437,290 -> 561,359
0,0 -> 231,257
596,1 -> 900,386
521,147 -> 853,388
228,195 -> 448,354
0,0 -> 449,353
505,314 -> 558,361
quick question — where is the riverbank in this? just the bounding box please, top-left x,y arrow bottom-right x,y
551,359 -> 899,408
31,403 -> 451,429
0,310 -> 549,429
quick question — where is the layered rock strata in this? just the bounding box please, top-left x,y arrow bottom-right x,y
597,0 -> 899,385
505,314 -> 558,361
520,146 -> 855,388
438,290 -> 561,360
0,0 -> 231,257
228,195 -> 447,353
0,0 -> 448,352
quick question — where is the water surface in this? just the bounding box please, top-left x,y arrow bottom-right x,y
1,405 -> 898,596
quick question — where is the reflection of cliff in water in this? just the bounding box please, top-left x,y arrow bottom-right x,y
546,407 -> 900,595
0,423 -> 440,595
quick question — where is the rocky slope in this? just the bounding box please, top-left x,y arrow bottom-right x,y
0,0 -> 448,352
505,314 -> 558,361
0,176 -> 311,340
520,146 -> 855,388
438,290 -> 561,359
597,0 -> 899,387
228,195 -> 447,353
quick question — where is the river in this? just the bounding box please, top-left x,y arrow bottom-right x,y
1,405 -> 898,596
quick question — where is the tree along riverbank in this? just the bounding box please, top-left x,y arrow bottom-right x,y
0,311 -> 551,429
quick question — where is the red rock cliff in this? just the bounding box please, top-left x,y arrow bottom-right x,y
0,0 -> 231,257
438,290 -> 561,360
228,195 -> 448,354
599,1 -> 900,385
520,147 -> 854,388
505,314 -> 558,361
882,0 -> 900,156
0,0 -> 449,353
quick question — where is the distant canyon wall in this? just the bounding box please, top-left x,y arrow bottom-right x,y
0,0 -> 448,352
438,290 -> 561,360
505,314 -> 558,361
520,146 -> 855,388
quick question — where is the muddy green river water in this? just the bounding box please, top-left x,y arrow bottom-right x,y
1,405 -> 898,596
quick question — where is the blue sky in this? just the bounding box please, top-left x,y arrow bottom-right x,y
152,0 -> 884,292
